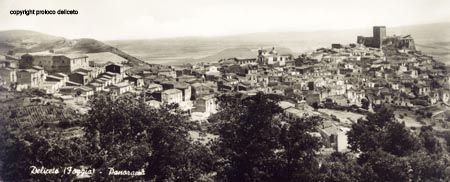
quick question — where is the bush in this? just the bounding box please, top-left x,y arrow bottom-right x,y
312,102 -> 320,110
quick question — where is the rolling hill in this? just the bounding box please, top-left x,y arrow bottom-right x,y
0,30 -> 112,54
107,37 -> 299,65
0,30 -> 147,67
1,22 -> 449,66
107,22 -> 450,65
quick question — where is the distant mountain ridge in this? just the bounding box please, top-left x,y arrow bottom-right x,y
0,30 -> 112,54
0,30 -> 147,67
1,22 -> 449,65
107,22 -> 450,64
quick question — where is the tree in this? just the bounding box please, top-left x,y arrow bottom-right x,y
212,92 -> 323,182
1,92 -> 214,181
347,106 -> 420,156
0,125 -> 87,181
408,152 -> 450,181
277,115 -> 323,182
84,93 -> 213,181
319,152 -> 361,182
345,105 -> 450,181
382,122 -> 419,156
358,150 -> 410,182
0,94 -> 88,182
347,117 -> 384,153
419,126 -> 442,154
212,93 -> 283,181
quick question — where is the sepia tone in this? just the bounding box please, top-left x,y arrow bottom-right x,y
1,0 -> 450,181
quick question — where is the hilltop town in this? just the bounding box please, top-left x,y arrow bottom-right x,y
0,26 -> 449,153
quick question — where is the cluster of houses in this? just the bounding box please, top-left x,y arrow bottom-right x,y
0,51 -> 134,102
0,51 -> 218,116
1,26 -> 448,152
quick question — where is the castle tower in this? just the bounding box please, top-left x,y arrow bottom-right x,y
373,26 -> 386,48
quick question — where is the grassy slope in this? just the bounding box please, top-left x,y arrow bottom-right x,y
0,30 -> 149,68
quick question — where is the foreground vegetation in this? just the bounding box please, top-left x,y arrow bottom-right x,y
1,91 -> 450,181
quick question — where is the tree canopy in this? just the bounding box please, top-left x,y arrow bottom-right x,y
2,92 -> 450,181
212,93 -> 323,182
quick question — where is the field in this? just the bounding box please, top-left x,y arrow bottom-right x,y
107,22 -> 450,65
107,38 -> 294,65
416,41 -> 450,65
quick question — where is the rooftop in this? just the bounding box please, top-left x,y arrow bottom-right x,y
148,83 -> 163,88
65,54 -> 88,59
112,82 -> 130,88
163,88 -> 182,95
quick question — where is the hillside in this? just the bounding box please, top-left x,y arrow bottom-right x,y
0,30 -> 147,67
108,22 -> 450,65
2,23 -> 449,66
108,37 -> 297,65
0,30 -> 109,54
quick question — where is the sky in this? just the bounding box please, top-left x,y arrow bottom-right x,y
0,0 -> 449,40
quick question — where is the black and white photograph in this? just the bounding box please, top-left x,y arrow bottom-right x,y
1,0 -> 450,181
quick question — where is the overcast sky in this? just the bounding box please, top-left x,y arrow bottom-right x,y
1,0 -> 449,40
